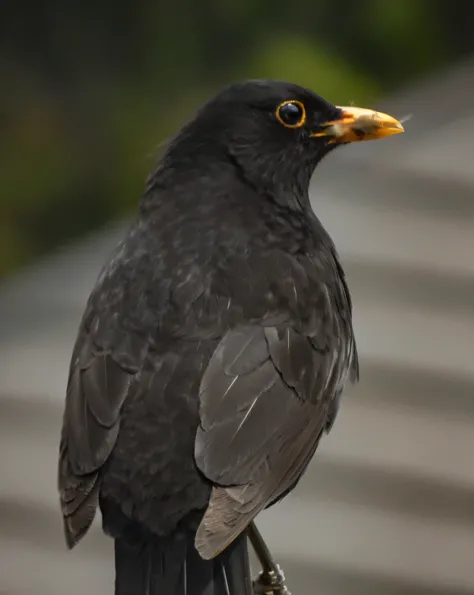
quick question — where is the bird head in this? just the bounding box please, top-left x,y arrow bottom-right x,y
158,80 -> 404,198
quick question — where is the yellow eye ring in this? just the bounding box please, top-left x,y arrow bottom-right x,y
276,100 -> 306,128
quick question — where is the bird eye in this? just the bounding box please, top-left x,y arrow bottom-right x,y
276,100 -> 306,128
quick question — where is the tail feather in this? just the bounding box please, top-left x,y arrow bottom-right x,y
115,531 -> 252,595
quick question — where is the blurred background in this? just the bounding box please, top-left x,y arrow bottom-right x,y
1,0 -> 474,593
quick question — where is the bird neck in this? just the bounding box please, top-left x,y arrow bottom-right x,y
226,143 -> 323,215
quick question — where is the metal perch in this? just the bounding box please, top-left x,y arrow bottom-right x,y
248,522 -> 291,595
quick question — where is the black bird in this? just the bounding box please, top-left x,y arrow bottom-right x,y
58,80 -> 403,595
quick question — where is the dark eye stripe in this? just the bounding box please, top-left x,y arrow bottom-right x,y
276,100 -> 306,128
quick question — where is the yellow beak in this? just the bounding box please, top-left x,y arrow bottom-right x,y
312,106 -> 405,143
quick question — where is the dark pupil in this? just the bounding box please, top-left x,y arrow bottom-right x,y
280,102 -> 302,125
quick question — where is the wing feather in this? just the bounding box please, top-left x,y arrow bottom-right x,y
58,318 -> 146,548
195,322 -> 353,558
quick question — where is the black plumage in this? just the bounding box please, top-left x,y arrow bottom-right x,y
56,79 -> 396,595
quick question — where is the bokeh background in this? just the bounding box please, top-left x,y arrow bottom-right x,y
2,1 -> 474,594
2,0 -> 474,277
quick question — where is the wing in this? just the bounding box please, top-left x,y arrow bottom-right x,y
58,302 -> 147,548
194,322 -> 356,559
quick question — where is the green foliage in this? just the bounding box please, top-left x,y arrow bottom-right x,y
246,35 -> 380,104
350,0 -> 448,84
0,0 -> 470,277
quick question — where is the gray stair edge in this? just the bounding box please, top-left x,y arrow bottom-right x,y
2,492 -> 474,595
312,160 -> 474,219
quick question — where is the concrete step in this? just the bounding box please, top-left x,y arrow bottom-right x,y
345,260 -> 474,317
316,395 -> 474,490
295,457 -> 474,527
0,530 -> 112,595
2,542 -> 471,595
257,495 -> 474,593
266,555 -> 474,595
314,160 -> 474,220
2,448 -> 474,595
354,296 -> 474,382
316,194 -> 474,280
353,360 -> 474,421
0,507 -> 472,595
